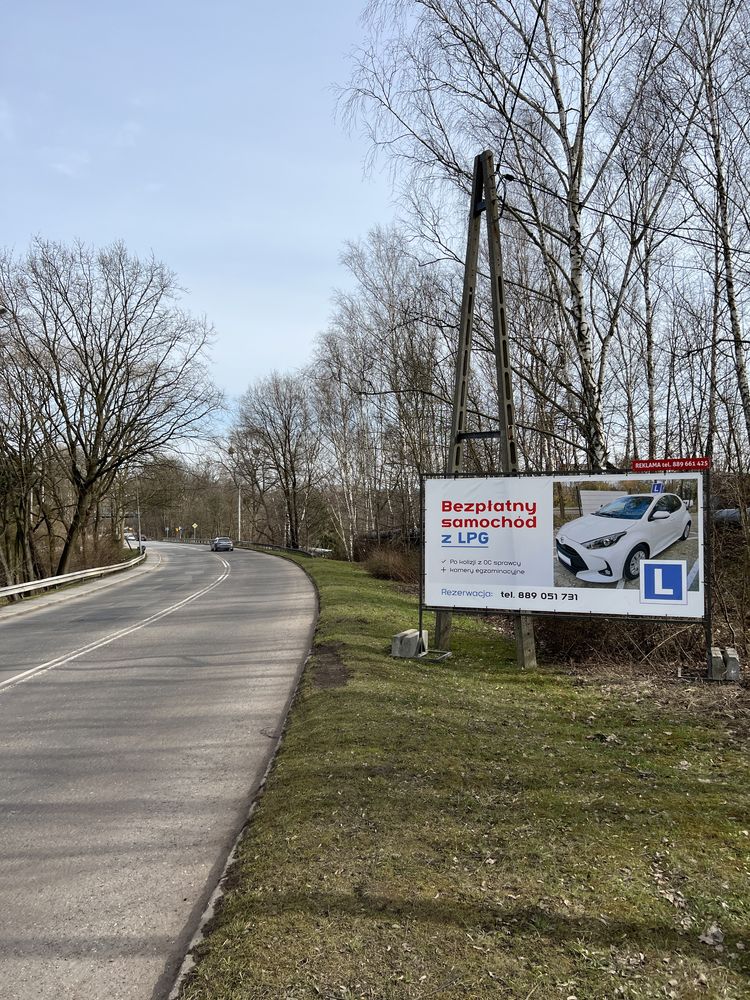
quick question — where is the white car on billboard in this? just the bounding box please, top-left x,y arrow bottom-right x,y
555,493 -> 692,584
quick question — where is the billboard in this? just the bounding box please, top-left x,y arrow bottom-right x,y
423,473 -> 704,619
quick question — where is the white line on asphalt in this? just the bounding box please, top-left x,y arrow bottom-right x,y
0,559 -> 231,694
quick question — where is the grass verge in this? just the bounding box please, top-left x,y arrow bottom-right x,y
179,556 -> 749,1000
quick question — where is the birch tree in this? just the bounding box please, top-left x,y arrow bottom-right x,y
674,0 -> 750,452
345,0 -> 687,469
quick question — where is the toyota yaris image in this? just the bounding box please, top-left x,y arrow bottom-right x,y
555,493 -> 692,584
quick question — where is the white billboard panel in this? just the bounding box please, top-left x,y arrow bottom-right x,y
424,473 -> 704,619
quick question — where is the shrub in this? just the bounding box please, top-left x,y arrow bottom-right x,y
363,545 -> 420,584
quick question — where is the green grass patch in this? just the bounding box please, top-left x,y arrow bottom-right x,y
180,556 -> 750,999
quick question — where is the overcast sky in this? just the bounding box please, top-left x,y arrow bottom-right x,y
1,1 -> 395,399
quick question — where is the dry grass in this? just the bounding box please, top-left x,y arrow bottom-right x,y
178,556 -> 750,1000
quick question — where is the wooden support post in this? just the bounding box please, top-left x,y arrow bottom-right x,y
435,155 -> 484,652
436,150 -> 537,669
481,150 -> 537,669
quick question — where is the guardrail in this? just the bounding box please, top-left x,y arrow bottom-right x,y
0,552 -> 147,601
161,538 -> 332,558
245,542 -> 332,558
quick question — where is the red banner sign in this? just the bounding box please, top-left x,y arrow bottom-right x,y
631,457 -> 710,472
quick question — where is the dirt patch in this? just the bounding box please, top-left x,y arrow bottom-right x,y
310,642 -> 351,688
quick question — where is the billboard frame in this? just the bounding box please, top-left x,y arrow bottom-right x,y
418,469 -> 711,654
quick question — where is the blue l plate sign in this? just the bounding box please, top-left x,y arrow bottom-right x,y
640,560 -> 688,604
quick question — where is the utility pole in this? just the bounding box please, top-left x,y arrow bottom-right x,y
434,150 -> 537,668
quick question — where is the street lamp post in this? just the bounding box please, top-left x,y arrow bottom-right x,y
228,446 -> 242,542
136,485 -> 143,554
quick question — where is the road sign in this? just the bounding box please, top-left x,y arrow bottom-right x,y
192,522 -> 198,529
640,560 -> 688,605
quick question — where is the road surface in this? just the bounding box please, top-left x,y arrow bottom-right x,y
0,543 -> 317,1000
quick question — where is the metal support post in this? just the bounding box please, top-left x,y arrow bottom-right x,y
704,466 -> 713,677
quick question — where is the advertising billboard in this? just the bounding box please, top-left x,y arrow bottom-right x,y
423,473 -> 704,619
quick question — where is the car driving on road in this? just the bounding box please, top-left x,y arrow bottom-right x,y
555,493 -> 692,584
210,536 -> 234,552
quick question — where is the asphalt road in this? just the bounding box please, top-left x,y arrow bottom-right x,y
0,543 -> 317,1000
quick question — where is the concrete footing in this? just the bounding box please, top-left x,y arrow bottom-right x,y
722,647 -> 741,682
709,646 -> 742,681
391,629 -> 428,658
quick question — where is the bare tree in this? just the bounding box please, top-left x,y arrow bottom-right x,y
345,0 -> 693,469
0,339 -> 49,583
236,373 -> 321,550
673,0 -> 750,451
0,240 -> 222,576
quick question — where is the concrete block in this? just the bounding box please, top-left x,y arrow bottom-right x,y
722,647 -> 741,682
391,629 -> 428,657
708,647 -> 725,680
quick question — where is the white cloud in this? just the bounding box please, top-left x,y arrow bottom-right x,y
45,148 -> 92,178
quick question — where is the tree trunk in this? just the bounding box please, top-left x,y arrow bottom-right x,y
569,213 -> 609,470
707,73 -> 750,449
56,488 -> 93,576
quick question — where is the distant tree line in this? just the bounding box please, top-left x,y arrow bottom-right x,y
5,0 -> 750,598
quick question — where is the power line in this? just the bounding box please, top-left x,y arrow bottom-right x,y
513,177 -> 750,259
497,5 -> 543,176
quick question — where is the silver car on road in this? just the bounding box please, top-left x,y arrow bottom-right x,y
210,536 -> 234,552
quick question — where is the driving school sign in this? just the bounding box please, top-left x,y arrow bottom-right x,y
423,473 -> 705,619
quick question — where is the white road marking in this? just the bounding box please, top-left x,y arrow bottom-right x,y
0,559 -> 230,693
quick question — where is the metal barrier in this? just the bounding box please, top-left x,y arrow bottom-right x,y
0,552 -> 147,601
160,538 -> 331,558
